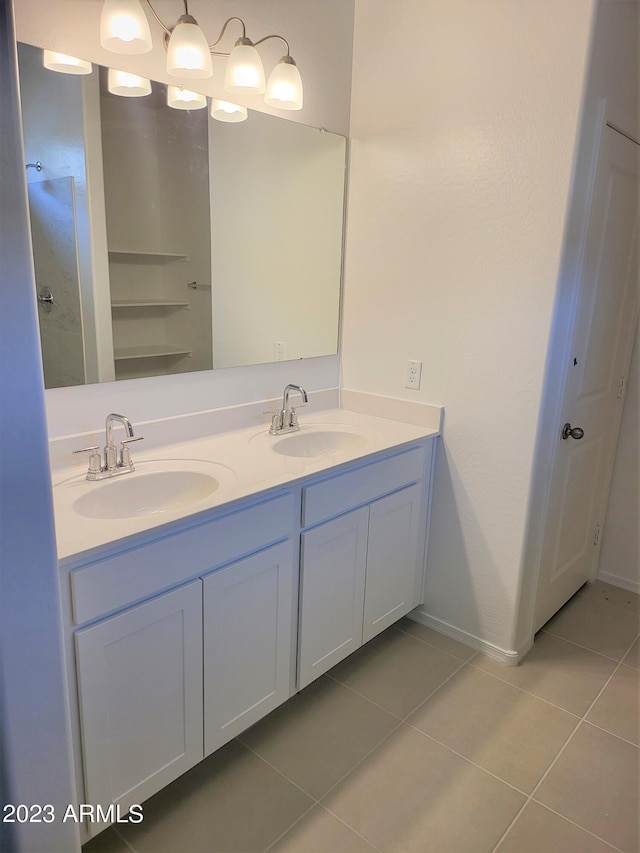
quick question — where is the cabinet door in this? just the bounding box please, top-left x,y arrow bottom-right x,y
203,542 -> 295,756
363,484 -> 423,643
75,582 -> 202,831
298,507 -> 369,689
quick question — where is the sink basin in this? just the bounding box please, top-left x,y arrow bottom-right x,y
66,460 -> 233,520
271,429 -> 368,459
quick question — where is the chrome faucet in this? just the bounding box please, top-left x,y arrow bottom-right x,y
269,384 -> 308,435
74,413 -> 144,480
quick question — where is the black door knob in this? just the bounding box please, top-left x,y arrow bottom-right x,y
562,423 -> 585,440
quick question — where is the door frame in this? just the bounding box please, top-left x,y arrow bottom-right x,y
515,99 -> 640,653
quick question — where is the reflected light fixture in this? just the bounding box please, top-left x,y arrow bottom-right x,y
43,50 -> 92,75
166,84 -> 207,110
210,98 -> 247,123
108,68 -> 152,96
100,0 -> 303,110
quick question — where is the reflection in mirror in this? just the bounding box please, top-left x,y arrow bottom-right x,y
18,43 -> 346,388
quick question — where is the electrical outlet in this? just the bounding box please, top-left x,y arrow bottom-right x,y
274,341 -> 286,361
405,359 -> 422,390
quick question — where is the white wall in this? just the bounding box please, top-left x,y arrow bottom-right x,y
598,321 -> 640,593
343,0 -> 595,655
0,1 -> 78,849
15,0 -> 354,438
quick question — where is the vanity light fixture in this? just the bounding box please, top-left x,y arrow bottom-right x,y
100,0 -> 303,110
107,68 -> 152,96
210,98 -> 248,123
43,50 -> 92,75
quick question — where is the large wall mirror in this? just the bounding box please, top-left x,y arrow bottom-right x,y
18,43 -> 346,388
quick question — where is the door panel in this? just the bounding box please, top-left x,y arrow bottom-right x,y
534,125 -> 640,631
363,484 -> 422,643
203,542 -> 295,755
298,507 -> 369,688
75,582 -> 203,833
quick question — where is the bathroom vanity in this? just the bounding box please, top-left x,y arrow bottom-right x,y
52,401 -> 440,840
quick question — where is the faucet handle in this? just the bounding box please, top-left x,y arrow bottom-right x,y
73,445 -> 102,476
120,436 -> 144,468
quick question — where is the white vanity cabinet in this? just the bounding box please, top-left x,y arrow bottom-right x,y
68,492 -> 297,837
298,446 -> 432,689
203,541 -> 296,756
75,581 -> 203,818
63,436 -> 436,840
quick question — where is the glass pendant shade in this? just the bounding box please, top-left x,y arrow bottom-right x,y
43,50 -> 92,75
166,16 -> 213,79
265,56 -> 303,110
210,99 -> 248,123
166,85 -> 207,110
108,68 -> 152,97
224,39 -> 265,94
100,0 -> 152,54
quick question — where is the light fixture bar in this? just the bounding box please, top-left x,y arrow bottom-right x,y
101,1 -> 304,110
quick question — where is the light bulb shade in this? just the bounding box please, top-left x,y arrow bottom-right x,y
166,85 -> 207,110
265,56 -> 303,110
210,99 -> 248,123
224,39 -> 265,94
43,50 -> 92,75
100,0 -> 152,54
108,68 -> 152,97
166,16 -> 213,79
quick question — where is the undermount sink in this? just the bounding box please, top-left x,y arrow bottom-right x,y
67,460 -> 232,519
271,428 -> 368,459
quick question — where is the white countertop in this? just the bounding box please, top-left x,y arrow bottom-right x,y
52,401 -> 441,565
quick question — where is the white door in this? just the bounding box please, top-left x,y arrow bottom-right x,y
298,507 -> 369,689
203,542 -> 295,756
363,484 -> 422,643
75,582 -> 203,834
534,124 -> 640,631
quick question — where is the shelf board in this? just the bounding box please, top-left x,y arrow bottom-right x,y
111,300 -> 190,309
114,345 -> 192,361
108,250 -> 189,264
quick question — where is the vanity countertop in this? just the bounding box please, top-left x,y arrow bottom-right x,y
52,405 -> 441,565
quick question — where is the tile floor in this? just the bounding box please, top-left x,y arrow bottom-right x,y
85,580 -> 639,853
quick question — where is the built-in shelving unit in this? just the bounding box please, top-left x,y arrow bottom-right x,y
114,344 -> 193,361
111,300 -> 190,309
108,250 -> 189,264
108,250 -> 193,378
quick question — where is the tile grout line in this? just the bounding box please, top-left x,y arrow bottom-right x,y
540,625 -> 640,663
465,658 -> 586,718
392,623 -> 475,664
490,628 -> 639,853
111,827 -> 138,853
263,801 -> 384,853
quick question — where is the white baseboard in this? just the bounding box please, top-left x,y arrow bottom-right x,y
408,608 -> 533,667
596,570 -> 640,596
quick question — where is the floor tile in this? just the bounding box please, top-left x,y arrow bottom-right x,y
543,593 -> 639,660
623,636 -> 640,669
327,626 -> 463,718
82,827 -> 133,853
535,722 -> 640,852
269,805 -> 377,853
408,666 -> 578,793
473,631 -> 617,716
578,580 -> 640,615
323,725 -> 525,853
118,740 -> 313,853
239,675 -> 398,799
497,800 -> 617,852
394,617 -> 476,661
586,664 -> 640,745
